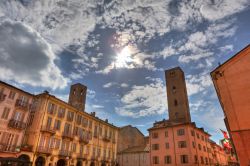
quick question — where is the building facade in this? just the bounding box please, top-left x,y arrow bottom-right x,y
117,125 -> 149,166
211,44 -> 250,165
0,81 -> 119,166
148,67 -> 231,166
117,145 -> 149,166
0,81 -> 34,158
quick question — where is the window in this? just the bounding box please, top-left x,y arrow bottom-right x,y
170,71 -> 175,77
67,111 -> 74,121
194,155 -> 198,163
165,143 -> 169,149
178,141 -> 187,148
76,115 -> 82,125
94,126 -> 98,137
1,107 -> 10,120
54,139 -> 60,149
152,144 -> 159,150
165,131 -> 168,137
99,126 -> 102,136
153,156 -> 159,164
57,107 -> 65,118
64,123 -> 71,134
192,141 -> 195,148
196,133 -> 200,139
165,156 -> 171,164
201,135 -> 204,141
191,130 -> 195,136
89,120 -> 92,128
203,146 -> 206,152
180,155 -> 188,164
177,129 -> 185,136
152,132 -> 158,138
71,143 -> 76,152
174,99 -> 178,106
73,126 -> 78,135
201,156 -> 204,164
8,91 -> 15,99
13,111 -> 23,121
198,144 -> 201,150
54,119 -> 61,130
205,157 -> 208,165
48,103 -> 56,115
172,86 -> 176,93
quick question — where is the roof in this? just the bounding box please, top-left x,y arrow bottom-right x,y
211,44 -> 250,74
119,125 -> 145,137
148,120 -> 211,136
38,92 -> 119,129
118,145 -> 149,154
0,80 -> 34,96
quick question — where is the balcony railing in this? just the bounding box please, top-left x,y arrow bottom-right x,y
40,126 -> 56,134
102,135 -> 111,142
20,144 -> 33,152
0,144 -> 18,153
0,93 -> 6,102
79,136 -> 89,144
77,153 -> 88,159
8,119 -> 26,130
15,99 -> 29,111
37,146 -> 52,154
62,132 -> 74,140
59,150 -> 72,157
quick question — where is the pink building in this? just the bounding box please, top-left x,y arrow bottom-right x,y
148,67 -> 231,166
0,81 -> 34,158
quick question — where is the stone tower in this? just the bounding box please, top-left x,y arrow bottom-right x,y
165,67 -> 191,123
68,83 -> 87,112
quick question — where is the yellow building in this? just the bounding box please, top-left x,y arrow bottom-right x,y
0,81 -> 119,166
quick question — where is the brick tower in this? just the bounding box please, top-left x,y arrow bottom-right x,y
68,83 -> 87,112
165,67 -> 191,123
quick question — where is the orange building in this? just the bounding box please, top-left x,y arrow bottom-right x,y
0,81 -> 119,166
211,44 -> 250,165
148,67 -> 231,166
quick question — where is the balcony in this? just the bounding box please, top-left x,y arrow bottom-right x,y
0,93 -> 6,102
102,135 -> 111,142
62,132 -> 74,140
59,150 -> 72,157
37,146 -> 52,154
79,136 -> 89,144
40,126 -> 56,134
20,144 -> 33,152
8,119 -> 26,130
77,153 -> 88,160
0,144 -> 18,153
15,99 -> 29,111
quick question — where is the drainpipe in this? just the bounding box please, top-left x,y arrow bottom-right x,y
171,126 -> 177,166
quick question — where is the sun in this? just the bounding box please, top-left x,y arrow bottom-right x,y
115,46 -> 133,68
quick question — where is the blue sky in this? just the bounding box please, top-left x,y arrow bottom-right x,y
0,0 -> 249,143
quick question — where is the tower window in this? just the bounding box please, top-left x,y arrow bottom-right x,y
73,89 -> 76,95
170,71 -> 175,77
172,86 -> 176,93
174,99 -> 178,106
80,90 -> 83,95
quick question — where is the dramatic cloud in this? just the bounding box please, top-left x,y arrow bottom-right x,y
0,20 -> 68,89
115,78 -> 167,117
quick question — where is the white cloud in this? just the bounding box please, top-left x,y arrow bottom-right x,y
121,83 -> 129,88
103,82 -> 116,88
92,105 -> 104,109
115,78 -> 167,117
0,20 -> 68,89
219,44 -> 234,52
186,73 -> 213,96
200,0 -> 249,21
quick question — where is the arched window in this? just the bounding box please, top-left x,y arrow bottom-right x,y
172,86 -> 176,93
73,89 -> 76,95
174,99 -> 178,106
80,90 -> 83,95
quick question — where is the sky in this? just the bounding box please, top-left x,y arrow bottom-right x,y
0,0 -> 250,143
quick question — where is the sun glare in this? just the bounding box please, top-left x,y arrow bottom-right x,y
115,46 -> 133,68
